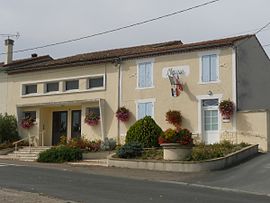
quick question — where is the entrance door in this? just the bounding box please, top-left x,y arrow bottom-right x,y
71,110 -> 81,138
52,111 -> 67,145
202,99 -> 219,144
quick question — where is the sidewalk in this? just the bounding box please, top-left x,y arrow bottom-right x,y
0,188 -> 76,203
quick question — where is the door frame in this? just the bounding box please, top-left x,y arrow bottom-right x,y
52,111 -> 68,145
196,94 -> 222,144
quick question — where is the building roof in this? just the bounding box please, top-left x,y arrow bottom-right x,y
5,34 -> 254,74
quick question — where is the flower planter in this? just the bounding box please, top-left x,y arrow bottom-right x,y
160,143 -> 192,161
222,115 -> 231,123
86,120 -> 99,126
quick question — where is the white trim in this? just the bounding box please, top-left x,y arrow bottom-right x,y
86,74 -> 106,90
196,94 -> 222,136
136,60 -> 154,89
232,48 -> 237,131
20,74 -> 106,98
198,50 -> 220,84
135,98 -> 156,120
136,58 -> 155,64
21,74 -> 104,85
21,88 -> 105,98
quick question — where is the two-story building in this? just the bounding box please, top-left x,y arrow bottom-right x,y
1,35 -> 270,151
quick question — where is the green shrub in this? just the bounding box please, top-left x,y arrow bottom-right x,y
190,141 -> 250,161
0,113 -> 20,144
37,146 -> 82,163
125,116 -> 162,147
116,142 -> 143,159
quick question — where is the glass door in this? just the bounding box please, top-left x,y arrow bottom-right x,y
52,111 -> 67,145
71,110 -> 81,138
202,99 -> 219,144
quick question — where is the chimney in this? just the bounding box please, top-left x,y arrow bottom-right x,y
4,39 -> 14,64
31,53 -> 38,58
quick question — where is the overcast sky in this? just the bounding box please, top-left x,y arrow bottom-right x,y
0,0 -> 269,61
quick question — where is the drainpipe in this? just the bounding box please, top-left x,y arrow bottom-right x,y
115,58 -> 122,145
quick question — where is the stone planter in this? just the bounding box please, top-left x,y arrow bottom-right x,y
160,143 -> 192,161
222,115 -> 231,123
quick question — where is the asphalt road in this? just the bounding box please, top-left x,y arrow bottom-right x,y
0,159 -> 270,203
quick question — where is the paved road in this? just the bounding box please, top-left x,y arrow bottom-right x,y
0,160 -> 270,203
185,153 -> 270,195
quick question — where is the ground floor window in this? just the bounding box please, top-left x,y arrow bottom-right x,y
23,111 -> 36,120
137,100 -> 154,120
86,107 -> 100,117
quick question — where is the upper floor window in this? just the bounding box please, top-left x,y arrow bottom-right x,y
137,62 -> 153,88
65,80 -> 79,91
201,54 -> 218,83
24,84 -> 37,95
46,82 -> 59,93
88,76 -> 104,89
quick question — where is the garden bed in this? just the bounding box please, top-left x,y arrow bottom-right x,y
108,144 -> 258,172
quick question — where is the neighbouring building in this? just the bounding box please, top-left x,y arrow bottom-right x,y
1,35 -> 270,151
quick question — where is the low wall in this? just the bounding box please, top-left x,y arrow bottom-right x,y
221,111 -> 269,152
108,145 -> 258,172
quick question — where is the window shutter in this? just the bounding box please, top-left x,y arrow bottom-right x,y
145,63 -> 152,87
138,103 -> 145,119
138,64 -> 146,87
210,55 -> 217,81
202,55 -> 210,82
145,102 -> 153,117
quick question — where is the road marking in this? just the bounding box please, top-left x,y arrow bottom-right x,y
0,163 -> 23,167
159,180 -> 270,198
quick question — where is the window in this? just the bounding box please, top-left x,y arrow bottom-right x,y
23,111 -> 36,120
137,62 -> 153,88
46,82 -> 59,92
201,54 -> 218,82
65,80 -> 79,91
137,102 -> 154,120
86,107 -> 100,117
24,84 -> 37,95
88,76 -> 104,89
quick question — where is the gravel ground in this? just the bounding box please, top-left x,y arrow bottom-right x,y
0,188 -> 76,203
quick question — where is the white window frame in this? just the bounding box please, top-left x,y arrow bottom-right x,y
135,98 -> 156,120
44,81 -> 60,94
198,50 -> 220,84
196,94 -> 222,135
20,74 -> 106,98
22,83 -> 38,96
136,58 -> 155,89
86,74 -> 106,91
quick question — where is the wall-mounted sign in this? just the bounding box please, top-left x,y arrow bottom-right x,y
162,66 -> 189,97
162,66 -> 190,78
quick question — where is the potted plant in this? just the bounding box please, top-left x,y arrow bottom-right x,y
85,111 -> 100,126
219,100 -> 234,122
166,110 -> 182,130
116,106 -> 130,122
158,128 -> 193,161
20,116 -> 35,129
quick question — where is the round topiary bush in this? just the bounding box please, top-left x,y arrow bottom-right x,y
125,116 -> 162,147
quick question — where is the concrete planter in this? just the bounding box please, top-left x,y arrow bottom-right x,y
161,143 -> 192,161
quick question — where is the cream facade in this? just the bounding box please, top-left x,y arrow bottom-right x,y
1,35 -> 270,151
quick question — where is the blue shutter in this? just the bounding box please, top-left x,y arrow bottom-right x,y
202,55 -> 210,82
210,54 -> 217,81
145,63 -> 152,87
145,102 -> 153,117
138,63 -> 146,87
138,103 -> 145,119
